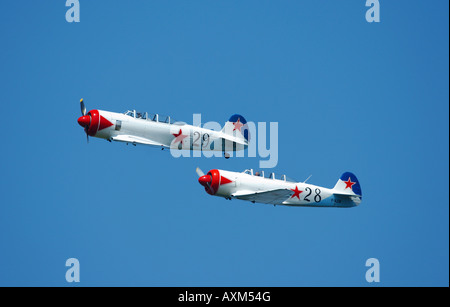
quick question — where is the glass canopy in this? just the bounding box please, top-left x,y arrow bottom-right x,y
124,110 -> 177,124
242,169 -> 296,182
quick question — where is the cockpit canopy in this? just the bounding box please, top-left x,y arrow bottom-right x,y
243,169 -> 296,182
124,110 -> 177,124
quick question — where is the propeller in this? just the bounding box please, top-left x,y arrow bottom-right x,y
78,98 -> 89,143
80,98 -> 86,116
197,167 -> 213,189
196,167 -> 205,177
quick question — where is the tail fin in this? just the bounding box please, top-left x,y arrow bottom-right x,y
221,114 -> 250,144
333,172 -> 362,197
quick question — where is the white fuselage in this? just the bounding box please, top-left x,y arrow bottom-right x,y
201,169 -> 360,208
84,110 -> 247,152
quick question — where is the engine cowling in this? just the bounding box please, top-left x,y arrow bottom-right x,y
77,109 -> 113,136
198,169 -> 221,195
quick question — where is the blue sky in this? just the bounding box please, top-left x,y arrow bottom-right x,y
0,1 -> 448,286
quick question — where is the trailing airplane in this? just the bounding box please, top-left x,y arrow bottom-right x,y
196,168 -> 362,207
76,99 -> 249,157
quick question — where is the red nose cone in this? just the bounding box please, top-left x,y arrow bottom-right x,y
78,115 -> 90,127
198,175 -> 212,187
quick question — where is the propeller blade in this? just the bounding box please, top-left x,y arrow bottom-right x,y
84,127 -> 89,144
196,167 -> 205,177
80,98 -> 86,116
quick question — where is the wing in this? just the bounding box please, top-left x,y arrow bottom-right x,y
111,135 -> 168,148
232,189 -> 294,205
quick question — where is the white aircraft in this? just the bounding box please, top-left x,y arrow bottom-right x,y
196,168 -> 362,207
77,99 -> 249,157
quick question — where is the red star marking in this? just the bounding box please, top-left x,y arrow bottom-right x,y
290,186 -> 302,199
233,118 -> 244,132
172,129 -> 187,145
344,177 -> 356,190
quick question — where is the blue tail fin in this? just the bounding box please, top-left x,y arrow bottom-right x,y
333,172 -> 362,197
221,114 -> 250,142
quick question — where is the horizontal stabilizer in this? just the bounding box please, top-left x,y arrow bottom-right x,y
333,192 -> 362,198
333,193 -> 362,206
220,133 -> 249,146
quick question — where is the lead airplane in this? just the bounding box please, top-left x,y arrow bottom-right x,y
76,99 -> 249,157
196,168 -> 362,207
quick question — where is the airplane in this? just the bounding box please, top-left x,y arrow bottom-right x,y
195,168 -> 362,207
76,99 -> 249,158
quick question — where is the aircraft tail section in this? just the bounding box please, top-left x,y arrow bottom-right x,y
333,172 -> 362,197
332,172 -> 362,207
221,114 -> 250,144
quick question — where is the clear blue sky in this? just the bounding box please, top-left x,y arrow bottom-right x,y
0,1 -> 448,286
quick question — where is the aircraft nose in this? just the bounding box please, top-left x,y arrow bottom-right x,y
77,115 -> 90,127
198,175 -> 212,187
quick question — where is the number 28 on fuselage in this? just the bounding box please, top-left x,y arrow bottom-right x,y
196,168 -> 362,208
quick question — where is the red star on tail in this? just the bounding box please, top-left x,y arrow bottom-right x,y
233,118 -> 244,132
290,186 -> 302,199
344,177 -> 356,190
